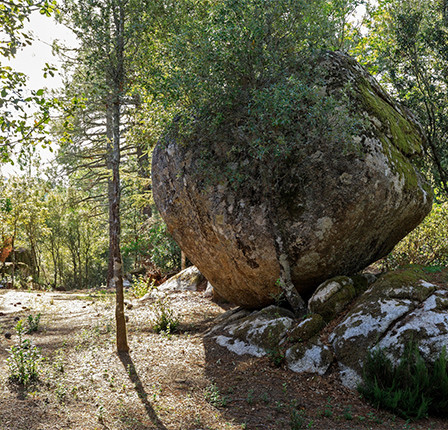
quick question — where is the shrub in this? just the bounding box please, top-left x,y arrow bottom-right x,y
147,214 -> 181,273
26,313 -> 41,333
386,200 -> 448,268
7,320 -> 42,385
358,342 -> 448,420
130,276 -> 154,299
151,298 -> 179,334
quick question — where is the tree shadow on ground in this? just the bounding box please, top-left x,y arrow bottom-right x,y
118,351 -> 168,430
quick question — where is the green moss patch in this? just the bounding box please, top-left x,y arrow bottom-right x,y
358,80 -> 423,156
288,314 -> 325,343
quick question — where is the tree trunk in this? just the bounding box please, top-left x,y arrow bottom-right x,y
181,251 -> 187,271
109,0 -> 128,353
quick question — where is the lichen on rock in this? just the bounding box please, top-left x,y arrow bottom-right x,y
212,306 -> 294,357
285,338 -> 333,376
329,268 -> 446,388
152,51 -> 432,308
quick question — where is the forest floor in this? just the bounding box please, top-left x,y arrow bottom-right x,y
0,286 -> 447,430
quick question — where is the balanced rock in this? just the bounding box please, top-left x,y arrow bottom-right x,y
152,52 -> 432,308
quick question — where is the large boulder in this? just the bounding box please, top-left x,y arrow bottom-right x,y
139,266 -> 205,302
152,51 -> 432,308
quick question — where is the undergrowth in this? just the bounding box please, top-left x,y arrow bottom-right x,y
151,297 -> 179,334
358,342 -> 448,420
7,319 -> 42,385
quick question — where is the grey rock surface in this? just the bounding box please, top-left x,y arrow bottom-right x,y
152,52 -> 432,308
329,269 -> 447,388
286,339 -> 333,376
140,266 -> 205,302
212,306 -> 294,357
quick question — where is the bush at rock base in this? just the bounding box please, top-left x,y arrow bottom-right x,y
358,342 -> 448,420
384,200 -> 448,268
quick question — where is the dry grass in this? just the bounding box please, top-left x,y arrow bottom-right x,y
0,287 -> 447,430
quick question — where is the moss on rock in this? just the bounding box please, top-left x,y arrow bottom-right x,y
288,313 -> 325,342
222,305 -> 294,353
357,79 -> 424,191
351,274 -> 374,296
308,276 -> 357,322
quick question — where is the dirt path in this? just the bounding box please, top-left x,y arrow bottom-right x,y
0,288 -> 446,430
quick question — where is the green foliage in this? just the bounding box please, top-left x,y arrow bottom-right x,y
130,275 -> 154,299
386,200 -> 448,267
26,313 -> 41,333
266,344 -> 285,367
150,298 -> 179,334
7,319 -> 42,385
289,408 -> 306,430
204,382 -> 228,407
358,342 -> 448,420
0,0 -> 59,164
165,0 -> 364,191
146,215 -> 181,273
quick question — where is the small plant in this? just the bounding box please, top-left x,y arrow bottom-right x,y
97,404 -> 105,423
151,298 -> 179,334
358,342 -> 448,420
26,313 -> 41,333
246,389 -> 254,405
204,382 -> 228,407
7,320 -> 42,385
290,408 -> 305,430
267,345 -> 285,367
342,406 -> 353,420
323,397 -> 333,418
261,391 -> 270,404
130,275 -> 154,298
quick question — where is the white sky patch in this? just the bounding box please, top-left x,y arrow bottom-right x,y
1,12 -> 78,178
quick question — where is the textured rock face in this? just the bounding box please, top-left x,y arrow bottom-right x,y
308,276 -> 356,322
207,268 -> 448,384
152,51 -> 432,308
210,306 -> 294,357
329,269 -> 445,388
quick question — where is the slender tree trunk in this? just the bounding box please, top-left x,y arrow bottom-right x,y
106,104 -> 114,286
11,223 -> 17,289
109,0 -> 128,353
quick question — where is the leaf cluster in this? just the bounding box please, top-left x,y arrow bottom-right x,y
7,319 -> 42,385
358,342 -> 448,419
163,0 -> 364,192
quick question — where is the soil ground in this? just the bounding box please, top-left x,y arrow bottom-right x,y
0,286 -> 447,430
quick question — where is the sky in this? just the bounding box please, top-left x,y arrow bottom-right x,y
0,12 -> 78,177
